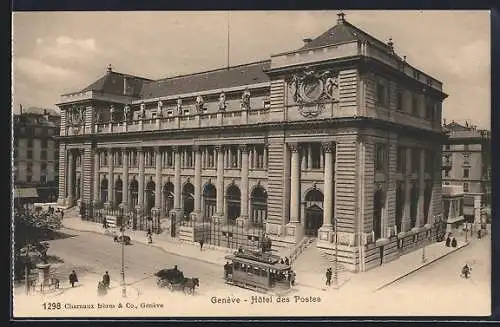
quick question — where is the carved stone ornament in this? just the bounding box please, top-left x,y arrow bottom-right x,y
123,104 -> 131,121
139,102 -> 146,119
177,97 -> 183,115
157,101 -> 163,118
218,91 -> 227,111
241,88 -> 251,110
68,106 -> 85,126
109,105 -> 115,122
287,68 -> 339,118
195,95 -> 205,113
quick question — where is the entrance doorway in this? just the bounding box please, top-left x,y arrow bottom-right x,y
305,205 -> 323,237
304,189 -> 324,237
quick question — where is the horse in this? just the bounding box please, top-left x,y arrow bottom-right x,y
182,278 -> 199,295
114,235 -> 131,245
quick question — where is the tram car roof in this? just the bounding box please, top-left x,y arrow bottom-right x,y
232,248 -> 282,264
225,255 -> 290,271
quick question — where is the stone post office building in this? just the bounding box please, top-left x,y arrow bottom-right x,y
56,13 -> 447,272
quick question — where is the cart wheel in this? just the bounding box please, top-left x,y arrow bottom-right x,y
184,287 -> 193,295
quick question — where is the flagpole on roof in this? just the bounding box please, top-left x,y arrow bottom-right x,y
227,11 -> 231,70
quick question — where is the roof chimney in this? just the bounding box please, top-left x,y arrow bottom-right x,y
302,38 -> 312,46
19,104 -> 23,115
337,12 -> 346,24
107,64 -> 113,74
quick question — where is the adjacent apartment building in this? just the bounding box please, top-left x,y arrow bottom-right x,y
442,120 -> 491,222
55,13 -> 448,272
13,106 -> 61,203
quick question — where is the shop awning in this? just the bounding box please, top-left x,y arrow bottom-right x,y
14,188 -> 39,199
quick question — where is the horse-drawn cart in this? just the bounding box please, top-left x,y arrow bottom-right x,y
155,267 -> 199,295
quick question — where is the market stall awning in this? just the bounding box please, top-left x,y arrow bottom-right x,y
14,188 -> 39,199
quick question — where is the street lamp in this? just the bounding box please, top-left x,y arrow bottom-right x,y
120,221 -> 128,298
333,216 -> 338,288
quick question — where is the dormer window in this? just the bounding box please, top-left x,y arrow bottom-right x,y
167,110 -> 174,117
152,112 -> 157,119
183,109 -> 189,116
263,99 -> 271,109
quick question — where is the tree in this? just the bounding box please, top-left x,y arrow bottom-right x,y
13,208 -> 62,280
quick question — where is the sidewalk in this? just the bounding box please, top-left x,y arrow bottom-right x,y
346,239 -> 470,293
62,216 -> 232,267
62,216 -> 471,292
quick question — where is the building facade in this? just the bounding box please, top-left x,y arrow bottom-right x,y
56,14 -> 447,272
442,121 -> 491,208
14,106 -> 61,203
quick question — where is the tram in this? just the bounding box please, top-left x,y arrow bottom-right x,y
224,248 -> 293,294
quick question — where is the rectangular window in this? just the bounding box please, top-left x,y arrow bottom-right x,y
444,144 -> 451,151
40,175 -> 47,184
444,170 -> 449,178
463,183 -> 469,193
27,139 -> 33,148
425,100 -> 434,121
463,144 -> 469,151
463,168 -> 469,178
411,95 -> 419,116
425,150 -> 434,173
41,139 -> 48,148
396,90 -> 403,111
376,83 -> 387,106
411,148 -> 420,174
375,143 -> 387,172
27,163 -> 32,172
27,150 -> 33,159
396,146 -> 406,172
41,150 -> 47,160
27,175 -> 32,182
41,163 -> 47,170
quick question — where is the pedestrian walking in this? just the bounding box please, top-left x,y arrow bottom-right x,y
61,210 -> 64,219
102,271 -> 110,289
97,281 -> 107,296
451,237 -> 457,248
147,231 -> 153,244
69,270 -> 78,288
284,257 -> 290,266
290,270 -> 296,286
477,229 -> 482,239
199,238 -> 204,251
462,264 -> 471,279
103,216 -> 108,229
326,268 -> 332,286
445,234 -> 451,247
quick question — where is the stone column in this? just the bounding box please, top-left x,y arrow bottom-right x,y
402,148 -> 412,232
137,148 -> 145,209
236,145 -> 250,227
173,146 -> 182,220
318,142 -> 334,241
66,150 -> 74,206
93,149 -> 100,203
253,148 -> 258,168
122,148 -> 129,210
154,147 -> 162,208
249,148 -> 253,169
263,145 -> 268,169
308,144 -> 313,169
191,145 -> 203,221
301,148 -> 306,170
237,147 -> 242,168
286,143 -> 301,239
107,149 -> 114,207
215,145 -> 225,222
417,148 -> 426,227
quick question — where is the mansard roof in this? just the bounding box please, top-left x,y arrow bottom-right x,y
300,19 -> 393,51
80,70 -> 153,97
139,60 -> 271,99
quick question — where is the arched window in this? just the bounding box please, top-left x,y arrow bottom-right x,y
250,186 -> 267,228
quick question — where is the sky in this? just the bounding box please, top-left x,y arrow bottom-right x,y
12,10 -> 491,129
